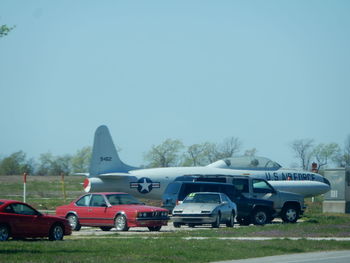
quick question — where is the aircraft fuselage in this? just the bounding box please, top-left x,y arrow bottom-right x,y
85,166 -> 329,199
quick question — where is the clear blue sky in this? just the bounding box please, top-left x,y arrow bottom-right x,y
1,0 -> 350,167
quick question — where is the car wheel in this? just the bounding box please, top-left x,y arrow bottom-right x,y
148,226 -> 162,231
67,214 -> 81,231
100,226 -> 113,231
226,212 -> 235,227
212,213 -> 221,228
252,209 -> 268,225
0,224 -> 10,241
281,205 -> 299,223
115,215 -> 129,231
49,224 -> 64,241
237,217 -> 251,226
173,222 -> 181,228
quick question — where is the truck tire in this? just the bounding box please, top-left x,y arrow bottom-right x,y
281,205 -> 299,223
173,222 -> 181,228
237,216 -> 251,226
252,208 -> 268,225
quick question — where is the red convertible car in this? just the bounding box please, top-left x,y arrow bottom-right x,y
0,200 -> 71,241
56,192 -> 169,231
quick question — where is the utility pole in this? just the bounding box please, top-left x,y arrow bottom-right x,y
23,172 -> 28,203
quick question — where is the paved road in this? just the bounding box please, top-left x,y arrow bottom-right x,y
71,219 -> 285,235
72,223 -> 210,236
212,250 -> 350,263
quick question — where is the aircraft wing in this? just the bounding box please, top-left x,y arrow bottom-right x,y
73,172 -> 133,178
98,172 -> 133,178
74,173 -> 90,177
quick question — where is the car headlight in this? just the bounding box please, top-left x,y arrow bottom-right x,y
138,212 -> 147,217
161,211 -> 168,217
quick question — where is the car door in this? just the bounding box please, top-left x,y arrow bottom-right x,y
87,194 -> 114,226
219,194 -> 232,221
73,194 -> 92,225
9,203 -> 47,237
252,179 -> 278,205
232,178 -> 250,198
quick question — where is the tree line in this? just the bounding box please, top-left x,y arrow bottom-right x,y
0,135 -> 349,176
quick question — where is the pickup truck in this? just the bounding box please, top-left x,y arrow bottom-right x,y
228,176 -> 305,223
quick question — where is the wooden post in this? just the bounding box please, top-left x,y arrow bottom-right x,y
61,173 -> 67,202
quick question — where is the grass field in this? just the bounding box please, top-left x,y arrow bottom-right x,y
1,238 -> 350,263
1,175 -> 350,263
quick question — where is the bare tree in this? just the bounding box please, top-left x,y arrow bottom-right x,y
312,143 -> 341,170
184,144 -> 208,166
334,135 -> 350,167
201,142 -> 220,164
216,137 -> 242,159
244,148 -> 257,157
290,139 -> 314,170
345,135 -> 350,166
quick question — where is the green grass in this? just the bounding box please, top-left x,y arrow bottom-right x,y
1,238 -> 350,263
147,212 -> 350,238
0,175 -> 85,209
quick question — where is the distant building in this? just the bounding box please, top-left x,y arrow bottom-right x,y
323,167 -> 350,213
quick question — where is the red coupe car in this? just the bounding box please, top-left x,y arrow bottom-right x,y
0,200 -> 71,241
56,192 -> 169,231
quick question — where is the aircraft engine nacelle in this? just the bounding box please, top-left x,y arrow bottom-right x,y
83,177 -> 121,193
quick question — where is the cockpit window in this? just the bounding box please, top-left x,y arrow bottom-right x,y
221,156 -> 281,171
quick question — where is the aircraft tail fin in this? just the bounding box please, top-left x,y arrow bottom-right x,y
89,125 -> 138,177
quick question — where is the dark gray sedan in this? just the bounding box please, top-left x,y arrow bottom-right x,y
172,192 -> 237,228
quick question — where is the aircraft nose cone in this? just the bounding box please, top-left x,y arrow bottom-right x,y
83,178 -> 91,192
315,181 -> 331,196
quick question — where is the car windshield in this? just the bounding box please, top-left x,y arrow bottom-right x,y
183,193 -> 221,204
106,194 -> 142,205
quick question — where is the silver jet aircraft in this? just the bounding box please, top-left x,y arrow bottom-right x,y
82,125 -> 330,199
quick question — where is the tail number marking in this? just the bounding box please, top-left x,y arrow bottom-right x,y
100,157 -> 112,162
